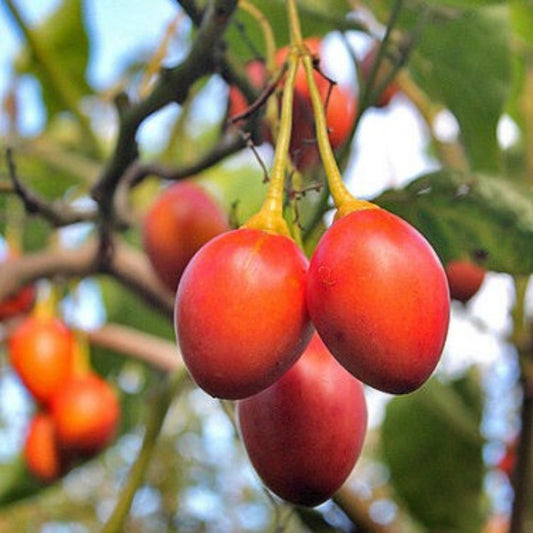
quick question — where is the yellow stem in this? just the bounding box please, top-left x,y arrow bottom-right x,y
243,52 -> 300,236
286,0 -> 303,46
301,54 -> 377,218
239,0 -> 276,72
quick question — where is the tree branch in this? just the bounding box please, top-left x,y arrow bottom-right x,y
0,238 -> 174,319
90,0 -> 239,218
87,324 -> 182,373
5,148 -> 98,227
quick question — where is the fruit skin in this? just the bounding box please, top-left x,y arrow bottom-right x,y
23,412 -> 64,483
237,333 -> 367,507
9,316 -> 75,405
50,374 -> 120,456
307,208 -> 450,394
0,283 -> 35,321
227,60 -> 268,121
445,260 -> 486,303
175,228 -> 313,400
143,181 -> 230,292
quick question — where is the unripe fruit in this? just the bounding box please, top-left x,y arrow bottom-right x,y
307,208 -> 450,394
445,260 -> 486,303
23,412 -> 64,483
9,316 -> 75,405
143,181 -> 230,292
50,374 -> 120,456
175,228 -> 312,399
237,333 -> 367,507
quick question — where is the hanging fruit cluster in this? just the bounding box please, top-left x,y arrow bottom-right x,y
166,4 -> 452,508
7,301 -> 121,483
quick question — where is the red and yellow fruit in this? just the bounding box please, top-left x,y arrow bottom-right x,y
175,228 -> 312,399
9,316 -> 75,405
237,333 -> 367,506
445,260 -> 486,303
307,207 -> 450,394
143,181 -> 230,292
50,374 -> 120,456
23,412 -> 64,483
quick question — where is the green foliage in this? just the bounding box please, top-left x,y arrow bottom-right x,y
381,373 -> 486,532
226,0 -> 355,61
402,5 -> 512,172
14,0 -> 92,119
376,169 -> 533,274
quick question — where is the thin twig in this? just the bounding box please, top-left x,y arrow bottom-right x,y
5,148 -> 97,227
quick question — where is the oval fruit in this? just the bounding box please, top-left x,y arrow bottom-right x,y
175,228 -> 312,399
445,260 -> 486,303
23,412 -> 64,483
9,316 -> 75,405
307,208 -> 450,394
237,333 -> 368,507
50,374 -> 120,456
143,181 -> 230,292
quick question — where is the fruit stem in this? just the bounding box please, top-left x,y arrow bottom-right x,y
239,0 -> 276,72
286,0 -> 303,47
32,283 -> 59,320
73,330 -> 92,377
301,54 -> 377,219
243,51 -> 300,236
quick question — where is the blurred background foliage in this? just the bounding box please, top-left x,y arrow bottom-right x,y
0,0 -> 532,531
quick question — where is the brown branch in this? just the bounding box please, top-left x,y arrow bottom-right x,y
334,486 -> 397,533
0,238 -> 174,319
5,148 -> 97,227
128,132 -> 246,187
90,0 -> 239,218
88,323 -> 182,373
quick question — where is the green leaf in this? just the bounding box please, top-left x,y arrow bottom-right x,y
226,0 -> 354,62
196,160 -> 269,226
14,0 -> 92,118
381,373 -> 486,532
402,5 -> 512,172
375,169 -> 533,274
0,457 -> 43,506
510,1 -> 533,47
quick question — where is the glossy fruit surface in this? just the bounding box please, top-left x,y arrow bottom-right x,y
307,208 -> 450,394
445,260 -> 486,303
9,316 -> 75,405
23,412 -> 63,483
143,181 -> 230,292
237,333 -> 367,507
51,374 -> 120,455
175,228 -> 312,399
